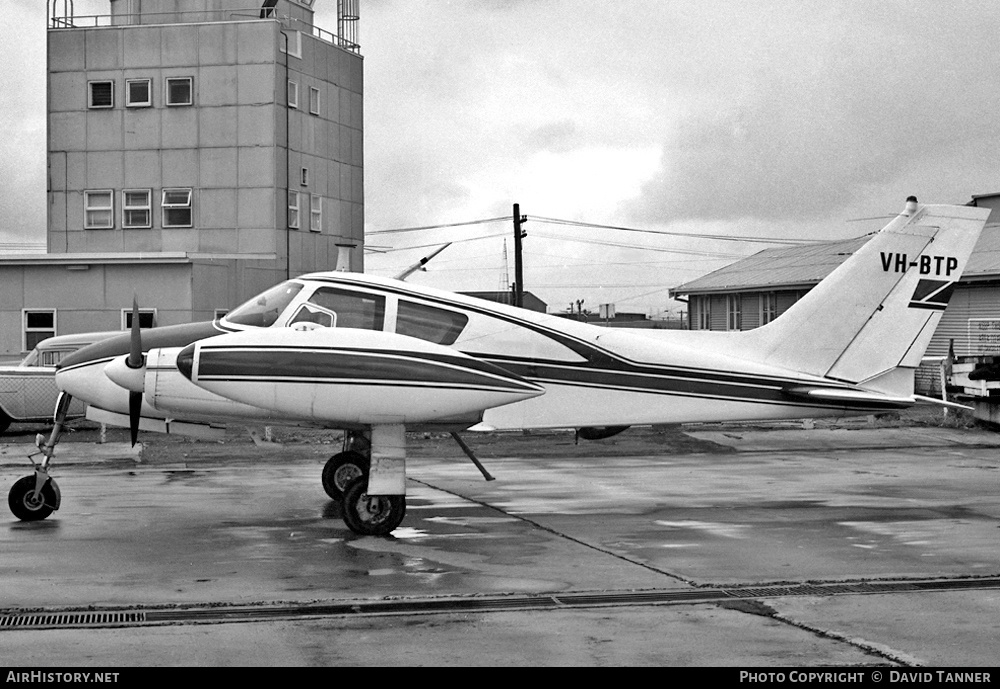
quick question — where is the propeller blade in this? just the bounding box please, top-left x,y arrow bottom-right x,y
127,296 -> 144,446
127,296 -> 143,369
129,391 -> 142,447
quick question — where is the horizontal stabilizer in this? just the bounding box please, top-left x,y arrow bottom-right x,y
912,394 -> 973,411
785,386 -> 913,409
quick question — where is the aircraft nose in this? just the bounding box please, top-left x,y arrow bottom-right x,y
177,343 -> 195,381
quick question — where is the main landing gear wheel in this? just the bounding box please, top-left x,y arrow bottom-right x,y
341,475 -> 405,536
321,451 -> 369,500
8,476 -> 58,522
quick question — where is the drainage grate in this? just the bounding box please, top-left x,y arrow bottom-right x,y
0,611 -> 145,628
3,576 -> 999,630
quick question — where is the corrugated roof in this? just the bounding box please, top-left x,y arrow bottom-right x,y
671,224 -> 1000,296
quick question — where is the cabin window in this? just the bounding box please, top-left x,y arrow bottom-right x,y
295,287 -> 386,330
396,301 -> 468,345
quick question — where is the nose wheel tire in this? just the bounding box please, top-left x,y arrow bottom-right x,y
321,451 -> 369,501
341,476 -> 405,536
9,476 -> 58,522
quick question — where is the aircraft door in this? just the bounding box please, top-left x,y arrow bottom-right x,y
290,287 -> 386,331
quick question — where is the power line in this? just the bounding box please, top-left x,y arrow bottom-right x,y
530,231 -> 746,258
371,230 -> 511,253
368,216 -> 508,235
529,216 -> 821,245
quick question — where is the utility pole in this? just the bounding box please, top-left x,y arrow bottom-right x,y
512,203 -> 527,308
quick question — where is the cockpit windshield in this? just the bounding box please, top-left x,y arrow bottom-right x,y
225,281 -> 304,327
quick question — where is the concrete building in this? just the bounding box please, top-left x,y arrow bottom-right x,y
0,0 -> 364,356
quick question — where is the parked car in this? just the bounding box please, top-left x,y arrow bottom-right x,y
0,331 -> 120,434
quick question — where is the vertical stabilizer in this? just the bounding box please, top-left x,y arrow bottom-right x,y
739,198 -> 989,389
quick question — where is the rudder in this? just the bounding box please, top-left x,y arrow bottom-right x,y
739,197 -> 990,389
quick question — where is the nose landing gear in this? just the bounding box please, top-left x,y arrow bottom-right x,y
8,392 -> 71,522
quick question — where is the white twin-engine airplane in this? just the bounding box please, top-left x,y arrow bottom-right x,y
7,197 -> 990,535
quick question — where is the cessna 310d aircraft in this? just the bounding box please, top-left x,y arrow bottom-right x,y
6,198 -> 990,535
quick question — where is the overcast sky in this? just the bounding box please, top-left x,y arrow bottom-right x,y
3,1 -> 999,315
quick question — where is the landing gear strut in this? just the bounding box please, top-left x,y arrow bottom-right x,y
323,427 -> 407,536
8,392 -> 71,521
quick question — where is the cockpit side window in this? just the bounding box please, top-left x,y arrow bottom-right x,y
289,304 -> 336,328
226,282 -> 304,327
301,287 -> 386,330
396,300 -> 468,345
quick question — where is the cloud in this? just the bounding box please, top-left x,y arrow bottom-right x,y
622,2 -> 1000,224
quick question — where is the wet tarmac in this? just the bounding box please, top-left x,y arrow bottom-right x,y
1,423 -> 999,666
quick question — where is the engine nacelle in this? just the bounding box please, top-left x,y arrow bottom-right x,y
176,327 -> 545,425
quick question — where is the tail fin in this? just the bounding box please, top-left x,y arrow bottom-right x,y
740,197 -> 989,391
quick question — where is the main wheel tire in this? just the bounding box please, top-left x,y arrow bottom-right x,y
8,476 -> 57,522
322,451 -> 369,500
341,476 -> 405,536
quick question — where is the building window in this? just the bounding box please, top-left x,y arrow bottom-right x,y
288,80 -> 299,109
695,298 -> 711,330
162,188 -> 193,227
301,168 -> 309,186
84,190 -> 114,229
309,86 -> 320,115
122,189 -> 151,228
23,310 -> 56,352
280,30 -> 302,59
310,194 -> 322,232
88,80 -> 114,108
121,309 -> 157,330
760,292 -> 777,325
727,294 -> 742,331
288,190 -> 300,229
165,77 -> 193,106
125,78 -> 151,107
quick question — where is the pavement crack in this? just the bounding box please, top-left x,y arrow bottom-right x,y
750,602 -> 924,667
408,477 -> 695,585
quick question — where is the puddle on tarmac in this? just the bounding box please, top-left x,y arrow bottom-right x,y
654,520 -> 750,539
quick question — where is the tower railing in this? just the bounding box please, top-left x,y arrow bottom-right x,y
47,6 -> 361,53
